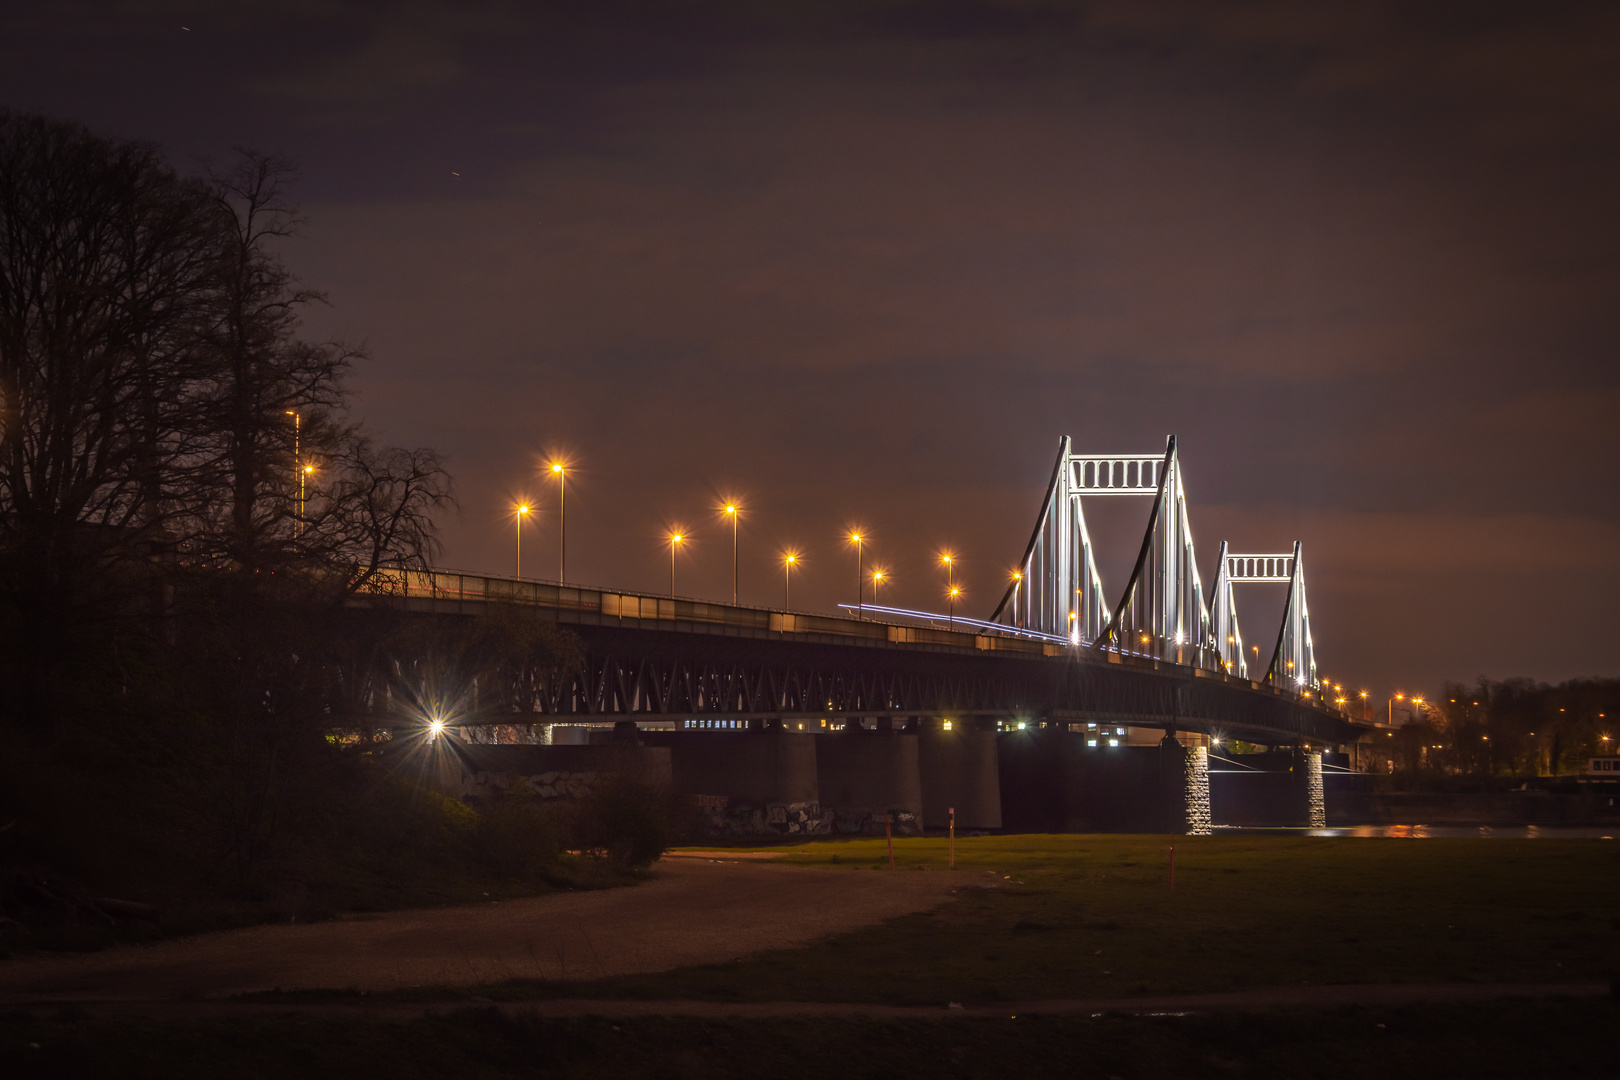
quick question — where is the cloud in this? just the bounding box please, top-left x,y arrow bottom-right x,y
246,2 -> 517,114
1086,0 -> 1620,150
254,25 -> 463,106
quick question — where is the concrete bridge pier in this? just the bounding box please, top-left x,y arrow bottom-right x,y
816,728 -> 924,834
918,720 -> 1002,831
637,729 -> 820,809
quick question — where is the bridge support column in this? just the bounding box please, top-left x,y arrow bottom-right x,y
637,728 -> 819,816
816,730 -> 924,835
1157,733 -> 1189,835
919,722 -> 1001,831
1185,743 -> 1212,835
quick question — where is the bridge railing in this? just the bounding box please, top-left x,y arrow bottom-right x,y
364,569 -> 1073,652
364,569 -> 1358,725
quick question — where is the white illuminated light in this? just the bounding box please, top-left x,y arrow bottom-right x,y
1087,739 -> 1098,747
942,719 -> 953,731
1108,738 -> 1119,747
428,718 -> 445,739
1017,721 -> 1027,730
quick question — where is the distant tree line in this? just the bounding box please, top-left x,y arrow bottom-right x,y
1381,677 -> 1619,779
0,111 -> 456,737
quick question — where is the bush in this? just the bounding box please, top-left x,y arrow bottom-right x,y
569,776 -> 678,871
473,798 -> 565,884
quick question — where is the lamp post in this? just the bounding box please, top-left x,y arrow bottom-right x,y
1011,568 -> 1022,628
941,553 -> 955,626
872,569 -> 885,607
724,503 -> 739,604
783,553 -> 797,610
515,504 -> 531,578
549,462 -> 566,583
286,410 -> 301,538
949,586 -> 960,627
668,533 -> 683,598
849,533 -> 864,618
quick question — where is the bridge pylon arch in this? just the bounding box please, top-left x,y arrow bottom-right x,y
1215,542 -> 1320,694
988,435 -> 1111,643
992,435 -> 1221,670
1088,435 -> 1215,667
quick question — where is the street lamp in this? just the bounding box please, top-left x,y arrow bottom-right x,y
668,532 -> 684,598
940,553 -> 956,626
871,569 -> 886,606
723,502 -> 740,604
849,532 -> 864,618
783,552 -> 798,610
286,410 -> 301,538
949,586 -> 961,627
515,503 -> 531,578
549,462 -> 567,583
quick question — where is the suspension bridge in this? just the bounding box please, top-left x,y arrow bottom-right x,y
360,435 -> 1378,833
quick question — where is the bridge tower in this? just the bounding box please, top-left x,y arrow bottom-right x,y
1213,543 -> 1319,693
989,435 -> 1111,643
991,435 -> 1218,667
1090,435 -> 1214,666
1265,541 -> 1318,692
1208,540 -> 1248,678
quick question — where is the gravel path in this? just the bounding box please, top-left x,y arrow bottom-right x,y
0,858 -> 963,1004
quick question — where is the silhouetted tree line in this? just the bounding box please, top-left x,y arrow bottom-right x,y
1383,677 -> 1619,779
0,111 -> 454,736
0,114 -> 646,920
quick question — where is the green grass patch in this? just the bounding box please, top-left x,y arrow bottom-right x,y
444,834 -> 1620,1005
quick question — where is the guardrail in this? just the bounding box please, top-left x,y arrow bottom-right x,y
364,568 -> 1359,725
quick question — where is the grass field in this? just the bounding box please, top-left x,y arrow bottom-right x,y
453,834 -> 1620,1005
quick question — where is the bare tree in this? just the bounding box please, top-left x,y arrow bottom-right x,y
191,152 -> 352,574
0,112 -> 219,727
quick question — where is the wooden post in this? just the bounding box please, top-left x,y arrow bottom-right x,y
886,813 -> 895,869
949,806 -> 956,869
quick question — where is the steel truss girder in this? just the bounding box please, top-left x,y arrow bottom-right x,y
446,624 -> 1354,747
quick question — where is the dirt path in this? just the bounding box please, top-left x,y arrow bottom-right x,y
0,858 -> 963,1004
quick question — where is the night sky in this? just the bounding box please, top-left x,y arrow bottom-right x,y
4,2 -> 1617,696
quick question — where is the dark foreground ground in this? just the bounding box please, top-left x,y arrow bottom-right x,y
3,997 -> 1617,1079
1,835 -> 1616,1078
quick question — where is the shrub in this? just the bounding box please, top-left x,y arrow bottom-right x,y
569,776 -> 675,870
473,798 -> 565,884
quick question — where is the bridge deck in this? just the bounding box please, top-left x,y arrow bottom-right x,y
356,569 -> 1369,748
